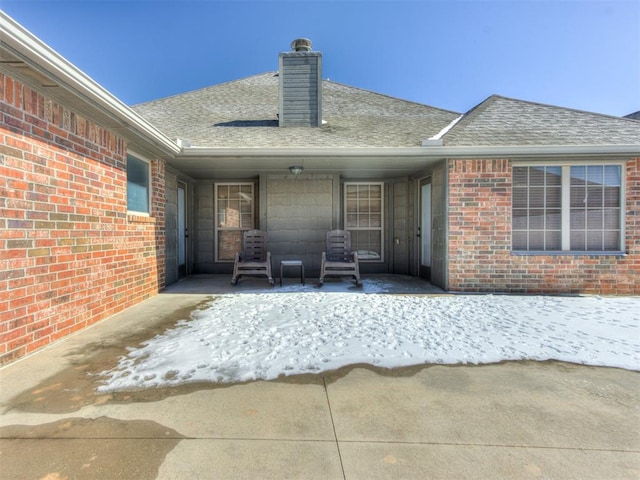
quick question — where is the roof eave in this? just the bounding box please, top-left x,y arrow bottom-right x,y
0,12 -> 180,158
429,144 -> 640,158
179,144 -> 640,159
179,146 -> 432,159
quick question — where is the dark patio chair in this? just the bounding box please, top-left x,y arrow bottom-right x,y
318,229 -> 362,287
231,230 -> 274,286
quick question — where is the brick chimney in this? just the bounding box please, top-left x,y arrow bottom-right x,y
278,38 -> 322,127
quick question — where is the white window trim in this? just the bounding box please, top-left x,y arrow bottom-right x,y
214,182 -> 255,263
512,161 -> 625,255
126,151 -> 151,216
344,182 -> 385,263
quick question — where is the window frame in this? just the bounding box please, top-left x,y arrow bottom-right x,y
343,182 -> 385,263
126,152 -> 151,215
511,161 -> 625,255
214,182 -> 255,263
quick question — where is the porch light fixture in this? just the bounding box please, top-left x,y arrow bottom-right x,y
289,165 -> 304,175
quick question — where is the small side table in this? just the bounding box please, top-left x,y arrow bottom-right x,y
280,260 -> 305,286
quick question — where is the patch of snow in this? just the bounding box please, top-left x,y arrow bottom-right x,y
98,294 -> 640,392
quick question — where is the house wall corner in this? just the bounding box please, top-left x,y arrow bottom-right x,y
0,72 -> 166,364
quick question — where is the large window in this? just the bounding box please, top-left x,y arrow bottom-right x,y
126,154 -> 150,214
215,183 -> 254,261
345,183 -> 384,261
512,164 -> 622,252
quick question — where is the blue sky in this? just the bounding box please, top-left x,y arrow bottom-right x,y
2,0 -> 639,116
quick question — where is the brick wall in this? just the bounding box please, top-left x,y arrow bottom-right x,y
447,158 -> 639,294
0,73 -> 166,364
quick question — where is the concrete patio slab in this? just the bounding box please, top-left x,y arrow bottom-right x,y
1,275 -> 638,479
156,439 -> 344,480
71,384 -> 336,441
325,363 -> 640,450
339,442 -> 640,480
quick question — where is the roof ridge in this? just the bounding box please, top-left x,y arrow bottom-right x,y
625,111 -> 640,121
486,94 -> 640,123
440,94 -> 499,138
441,94 -> 640,141
324,78 -> 461,115
132,71 -> 278,107
134,71 -> 463,117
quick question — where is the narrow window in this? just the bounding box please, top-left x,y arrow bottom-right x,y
215,183 -> 254,261
512,164 -> 622,253
127,154 -> 150,214
344,183 -> 384,261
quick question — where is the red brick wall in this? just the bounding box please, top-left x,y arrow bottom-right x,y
447,158 -> 639,294
0,73 -> 166,364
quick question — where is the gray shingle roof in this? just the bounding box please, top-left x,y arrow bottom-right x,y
131,72 -> 460,148
444,95 -> 640,146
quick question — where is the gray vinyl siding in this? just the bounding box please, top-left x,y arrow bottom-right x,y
430,161 -> 448,289
266,174 -> 338,275
278,52 -> 322,127
392,180 -> 411,275
195,180 -> 215,273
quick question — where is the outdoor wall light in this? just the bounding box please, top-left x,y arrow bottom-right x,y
289,165 -> 304,175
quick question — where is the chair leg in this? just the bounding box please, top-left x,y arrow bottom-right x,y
231,253 -> 240,285
266,254 -> 274,286
318,253 -> 326,287
353,258 -> 361,286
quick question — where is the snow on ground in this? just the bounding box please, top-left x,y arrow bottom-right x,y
98,290 -> 640,392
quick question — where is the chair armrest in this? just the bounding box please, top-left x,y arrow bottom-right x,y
321,252 -> 327,261
352,251 -> 359,262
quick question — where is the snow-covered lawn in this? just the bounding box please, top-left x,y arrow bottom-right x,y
98,290 -> 640,392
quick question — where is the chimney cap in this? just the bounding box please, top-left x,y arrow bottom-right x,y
291,38 -> 312,52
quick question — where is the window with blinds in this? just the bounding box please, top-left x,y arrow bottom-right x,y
513,166 -> 562,250
512,164 -> 622,253
569,165 -> 621,251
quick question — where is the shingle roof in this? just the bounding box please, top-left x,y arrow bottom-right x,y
443,95 -> 640,146
625,111 -> 640,120
131,72 -> 460,148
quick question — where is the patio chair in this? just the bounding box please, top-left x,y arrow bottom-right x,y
231,230 -> 274,286
318,229 -> 362,287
